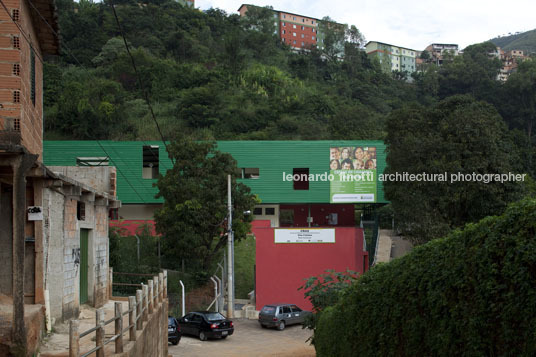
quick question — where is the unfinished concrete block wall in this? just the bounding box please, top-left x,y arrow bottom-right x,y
42,187 -> 65,321
62,197 -> 79,321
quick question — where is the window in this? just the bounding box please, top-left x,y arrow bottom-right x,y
109,208 -> 119,220
280,209 -> 294,226
282,38 -> 285,43
293,24 -> 296,29
265,207 -> 275,215
142,145 -> 159,179
291,305 -> 302,312
293,32 -> 296,36
12,9 -> 19,21
282,22 -> 285,26
282,306 -> 291,313
77,157 -> 109,166
253,207 -> 263,215
312,20 -> 314,24
293,168 -> 309,190
312,28 -> 315,33
282,30 -> 286,34
293,40 -> 296,44
12,36 -> 20,49
301,34 -> 304,38
12,64 -> 20,76
301,26 -> 304,30
293,16 -> 296,20
312,36 -> 315,40
241,168 -> 259,179
77,201 -> 85,221
283,14 -> 286,18
302,19 -> 305,22
30,49 -> 35,105
301,42 -> 304,46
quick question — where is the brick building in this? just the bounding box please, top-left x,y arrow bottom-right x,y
238,4 -> 344,52
0,0 -> 119,354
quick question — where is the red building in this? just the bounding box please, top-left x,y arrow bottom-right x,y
238,4 -> 321,50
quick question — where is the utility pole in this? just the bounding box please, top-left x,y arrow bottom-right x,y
227,175 -> 234,318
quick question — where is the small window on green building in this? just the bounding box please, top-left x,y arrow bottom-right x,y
143,146 -> 159,179
242,168 -> 259,179
293,168 -> 309,190
280,209 -> 294,226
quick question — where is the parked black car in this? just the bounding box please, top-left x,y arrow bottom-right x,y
178,311 -> 234,341
258,303 -> 311,330
168,316 -> 181,345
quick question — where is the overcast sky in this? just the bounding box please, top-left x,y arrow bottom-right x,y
196,0 -> 536,50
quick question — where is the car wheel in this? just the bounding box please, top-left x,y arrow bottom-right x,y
172,339 -> 179,345
277,321 -> 285,331
199,331 -> 207,341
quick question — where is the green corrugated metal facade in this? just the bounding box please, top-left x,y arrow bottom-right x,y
44,141 -> 388,204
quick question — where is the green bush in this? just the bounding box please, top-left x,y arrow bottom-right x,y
314,198 -> 536,356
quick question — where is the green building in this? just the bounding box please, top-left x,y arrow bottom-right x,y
365,41 -> 417,74
44,141 -> 387,228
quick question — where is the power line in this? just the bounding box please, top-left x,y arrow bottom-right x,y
95,140 -> 149,204
107,0 -> 174,164
0,0 -> 44,64
14,0 -> 171,168
26,0 -> 83,67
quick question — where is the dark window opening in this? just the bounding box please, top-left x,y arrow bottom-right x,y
265,207 -> 275,215
143,146 -> 159,179
241,168 -> 259,179
293,168 -> 309,190
77,157 -> 109,166
253,207 -> 263,215
280,209 -> 294,226
77,201 -> 85,221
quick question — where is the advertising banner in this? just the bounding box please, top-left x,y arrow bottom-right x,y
329,146 -> 377,203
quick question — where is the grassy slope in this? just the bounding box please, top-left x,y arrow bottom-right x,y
490,28 -> 536,53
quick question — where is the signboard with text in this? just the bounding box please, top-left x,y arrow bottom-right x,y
274,228 -> 336,243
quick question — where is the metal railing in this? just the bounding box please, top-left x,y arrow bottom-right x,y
69,270 -> 167,357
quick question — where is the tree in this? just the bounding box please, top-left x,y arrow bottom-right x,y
154,139 -> 258,275
384,95 -> 524,244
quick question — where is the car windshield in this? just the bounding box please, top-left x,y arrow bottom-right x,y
205,312 -> 226,321
261,306 -> 276,314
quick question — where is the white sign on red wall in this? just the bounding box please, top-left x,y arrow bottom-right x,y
274,228 -> 335,243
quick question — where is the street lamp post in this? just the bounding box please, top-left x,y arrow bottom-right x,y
227,175 -> 234,318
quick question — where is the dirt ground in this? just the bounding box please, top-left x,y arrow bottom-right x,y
169,318 -> 316,357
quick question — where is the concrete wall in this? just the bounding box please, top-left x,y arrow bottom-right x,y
118,299 -> 168,357
42,185 -> 111,323
47,166 -> 116,195
0,183 -> 13,295
254,226 -> 367,311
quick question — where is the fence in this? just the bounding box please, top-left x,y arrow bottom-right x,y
69,270 -> 167,357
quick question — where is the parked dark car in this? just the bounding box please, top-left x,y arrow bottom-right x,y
178,311 -> 234,341
258,303 -> 311,330
168,316 -> 181,345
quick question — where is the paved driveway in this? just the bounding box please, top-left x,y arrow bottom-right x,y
169,318 -> 315,357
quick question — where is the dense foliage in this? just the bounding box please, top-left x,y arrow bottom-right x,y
384,95 -> 525,243
47,0 -> 536,244
314,198 -> 536,356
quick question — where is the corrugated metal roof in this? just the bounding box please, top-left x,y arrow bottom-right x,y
44,141 -> 388,204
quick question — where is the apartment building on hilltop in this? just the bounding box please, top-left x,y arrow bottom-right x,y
365,41 -> 417,74
424,43 -> 459,66
238,4 -> 344,52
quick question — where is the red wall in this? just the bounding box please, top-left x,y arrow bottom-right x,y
279,204 -> 355,227
254,226 -> 368,311
110,220 -> 157,236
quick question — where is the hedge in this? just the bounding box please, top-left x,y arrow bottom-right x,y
314,198 -> 536,356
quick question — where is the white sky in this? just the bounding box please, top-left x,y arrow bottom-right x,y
196,0 -> 536,50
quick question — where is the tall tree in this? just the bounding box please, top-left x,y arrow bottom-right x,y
154,139 -> 258,273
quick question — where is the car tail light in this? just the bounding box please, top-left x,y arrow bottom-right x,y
272,317 -> 278,321
210,323 -> 218,329
230,321 -> 233,327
